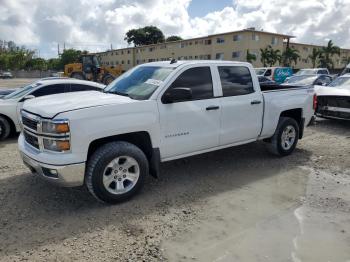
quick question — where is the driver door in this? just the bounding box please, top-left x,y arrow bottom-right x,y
157,66 -> 221,159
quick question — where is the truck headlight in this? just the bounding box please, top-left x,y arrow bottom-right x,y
43,139 -> 70,152
42,120 -> 70,134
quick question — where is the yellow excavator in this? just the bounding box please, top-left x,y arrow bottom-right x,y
64,54 -> 122,85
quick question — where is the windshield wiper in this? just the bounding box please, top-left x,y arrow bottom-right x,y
104,90 -> 137,99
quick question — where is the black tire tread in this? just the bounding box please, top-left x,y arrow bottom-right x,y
85,141 -> 148,203
0,116 -> 11,140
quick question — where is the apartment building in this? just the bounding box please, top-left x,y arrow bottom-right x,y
97,28 -> 350,71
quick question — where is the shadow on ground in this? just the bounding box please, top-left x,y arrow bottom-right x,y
0,141 -> 312,256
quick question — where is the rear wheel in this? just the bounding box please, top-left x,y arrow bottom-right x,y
0,116 -> 11,140
266,117 -> 299,156
85,141 -> 148,204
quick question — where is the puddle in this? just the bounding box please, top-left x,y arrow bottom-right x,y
163,167 -> 350,262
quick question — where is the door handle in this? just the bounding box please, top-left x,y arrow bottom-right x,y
251,100 -> 262,105
206,106 -> 220,111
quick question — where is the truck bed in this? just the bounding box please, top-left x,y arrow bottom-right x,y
260,83 -> 308,92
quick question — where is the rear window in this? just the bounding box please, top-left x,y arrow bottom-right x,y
218,66 -> 254,96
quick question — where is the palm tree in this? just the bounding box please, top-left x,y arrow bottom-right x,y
308,48 -> 320,68
282,47 -> 300,67
267,46 -> 281,67
260,47 -> 269,67
246,49 -> 257,64
318,40 -> 340,69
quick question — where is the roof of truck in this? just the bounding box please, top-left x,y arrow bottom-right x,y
139,60 -> 251,68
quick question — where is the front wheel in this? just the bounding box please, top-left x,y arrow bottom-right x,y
85,141 -> 149,204
0,116 -> 11,140
266,117 -> 299,156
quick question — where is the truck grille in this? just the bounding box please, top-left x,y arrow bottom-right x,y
317,96 -> 350,108
22,115 -> 38,131
24,131 -> 40,150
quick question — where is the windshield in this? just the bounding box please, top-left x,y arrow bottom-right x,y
255,68 -> 266,75
104,66 -> 174,100
285,75 -> 318,85
2,82 -> 41,100
328,77 -> 350,88
295,69 -> 316,76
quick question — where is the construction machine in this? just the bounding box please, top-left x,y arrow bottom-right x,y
64,54 -> 122,85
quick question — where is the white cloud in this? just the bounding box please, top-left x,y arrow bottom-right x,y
0,0 -> 350,58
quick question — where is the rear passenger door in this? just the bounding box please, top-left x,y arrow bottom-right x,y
158,66 -> 221,159
217,66 -> 263,145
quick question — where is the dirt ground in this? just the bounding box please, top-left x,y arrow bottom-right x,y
0,79 -> 349,261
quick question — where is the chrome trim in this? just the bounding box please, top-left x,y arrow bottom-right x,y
20,152 -> 85,187
321,106 -> 350,113
21,111 -> 71,154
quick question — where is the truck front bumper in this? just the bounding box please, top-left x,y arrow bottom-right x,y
20,152 -> 85,187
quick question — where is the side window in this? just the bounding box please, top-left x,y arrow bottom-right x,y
31,84 -> 67,97
169,67 -> 213,100
265,69 -> 272,77
218,66 -> 254,97
70,84 -> 99,92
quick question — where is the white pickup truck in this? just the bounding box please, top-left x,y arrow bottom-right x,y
18,61 -> 315,203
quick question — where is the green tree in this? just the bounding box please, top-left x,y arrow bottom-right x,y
124,26 -> 165,46
308,48 -> 320,68
25,58 -> 47,70
166,36 -> 183,42
59,48 -> 83,68
318,40 -> 340,69
282,47 -> 300,67
246,49 -> 257,64
47,58 -> 62,70
0,54 -> 9,70
260,47 -> 269,67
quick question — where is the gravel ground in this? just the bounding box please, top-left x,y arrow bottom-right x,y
0,79 -> 349,261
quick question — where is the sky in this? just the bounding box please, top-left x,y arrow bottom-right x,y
1,0 -> 350,58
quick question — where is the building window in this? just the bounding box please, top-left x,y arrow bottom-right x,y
216,38 -> 225,44
160,44 -> 167,49
180,43 -> 185,48
233,35 -> 242,41
232,51 -> 242,58
121,60 -> 124,64
204,39 -> 212,45
111,52 -> 114,56
121,51 -> 124,54
116,61 -> 119,64
216,53 -> 224,60
252,33 -> 259,41
127,60 -> 130,64
195,41 -> 198,45
271,37 -> 278,45
195,56 -> 198,59
303,47 -> 309,52
127,50 -> 131,54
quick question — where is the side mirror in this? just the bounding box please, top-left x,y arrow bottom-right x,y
162,87 -> 192,104
22,95 -> 35,102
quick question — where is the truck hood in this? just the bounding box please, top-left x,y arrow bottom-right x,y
23,91 -> 135,118
315,85 -> 350,97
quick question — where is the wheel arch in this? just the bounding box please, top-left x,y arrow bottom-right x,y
279,108 -> 304,139
0,113 -> 16,134
87,131 -> 160,178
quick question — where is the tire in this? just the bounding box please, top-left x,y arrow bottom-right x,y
0,116 -> 11,141
71,72 -> 85,80
103,74 -> 115,85
85,141 -> 149,204
266,117 -> 299,157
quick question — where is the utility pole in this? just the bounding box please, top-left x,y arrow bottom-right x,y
63,42 -> 66,51
111,44 -> 113,50
57,43 -> 60,56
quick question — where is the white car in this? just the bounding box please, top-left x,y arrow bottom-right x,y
295,68 -> 330,76
315,74 -> 350,120
0,78 -> 105,140
18,61 -> 315,203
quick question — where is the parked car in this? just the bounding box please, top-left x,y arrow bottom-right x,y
0,78 -> 105,140
282,74 -> 333,87
295,68 -> 330,76
255,67 -> 293,84
0,88 -> 18,98
315,74 -> 350,120
0,72 -> 13,79
258,76 -> 278,87
19,60 -> 315,203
